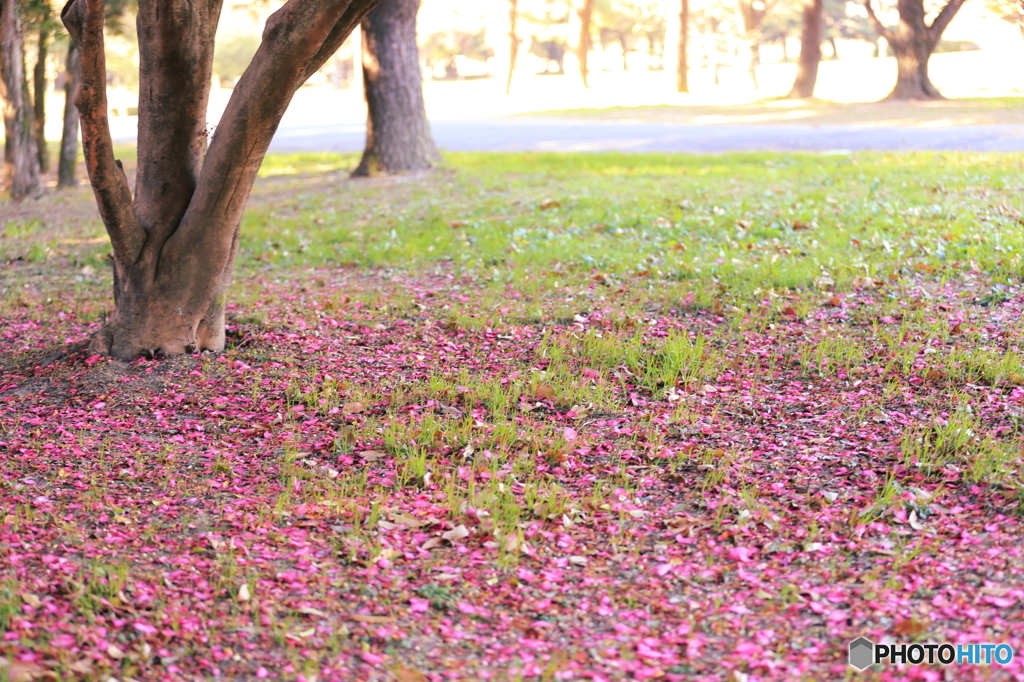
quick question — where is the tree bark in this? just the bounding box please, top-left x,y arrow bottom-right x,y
865,0 -> 965,100
577,0 -> 593,88
737,0 -> 768,90
676,0 -> 688,93
505,0 -> 517,95
58,41 -> 80,188
33,23 -> 49,173
0,0 -> 45,200
787,0 -> 821,98
352,0 -> 438,177
62,0 -> 382,360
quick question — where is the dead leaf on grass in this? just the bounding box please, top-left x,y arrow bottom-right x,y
359,450 -> 385,462
342,401 -> 365,414
350,614 -> 397,624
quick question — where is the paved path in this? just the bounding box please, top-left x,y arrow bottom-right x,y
267,117 -> 1024,154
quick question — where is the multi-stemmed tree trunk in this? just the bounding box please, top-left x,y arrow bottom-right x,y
865,0 -> 965,99
352,0 -> 438,177
788,0 -> 822,98
577,0 -> 593,88
1,0 -> 45,200
57,40 -> 80,188
62,0 -> 381,360
33,22 -> 49,173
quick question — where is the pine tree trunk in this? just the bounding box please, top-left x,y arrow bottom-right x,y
676,0 -> 688,93
33,24 -> 49,173
788,0 -> 821,98
577,0 -> 593,88
63,0 -> 383,360
57,41 -> 79,188
0,0 -> 45,200
352,0 -> 438,177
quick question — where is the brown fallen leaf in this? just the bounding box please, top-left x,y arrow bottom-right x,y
350,613 -> 396,624
539,198 -> 561,210
893,617 -> 929,637
441,525 -> 470,543
359,450 -> 385,462
342,401 -> 365,414
392,665 -> 428,682
0,659 -> 47,682
534,384 -> 555,401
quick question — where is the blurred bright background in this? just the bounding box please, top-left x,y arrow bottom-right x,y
28,0 -> 1024,139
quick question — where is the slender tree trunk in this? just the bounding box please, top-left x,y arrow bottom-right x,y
619,35 -> 628,70
57,40 -> 79,188
352,0 -> 438,177
677,0 -> 689,92
505,0 -> 517,94
0,0 -> 45,200
33,24 -> 49,173
865,0 -> 965,100
788,0 -> 821,98
577,0 -> 593,88
63,0 -> 382,359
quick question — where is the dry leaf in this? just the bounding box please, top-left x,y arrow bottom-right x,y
342,401 -> 365,414
534,384 -> 555,401
421,537 -> 443,551
448,220 -> 468,229
237,583 -> 251,602
893,617 -> 929,637
107,643 -> 126,659
441,525 -> 470,543
350,613 -> 396,624
393,665 -> 428,682
0,658 -> 47,682
359,450 -> 385,462
539,199 -> 561,210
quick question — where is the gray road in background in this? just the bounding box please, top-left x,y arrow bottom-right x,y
267,117 -> 1024,154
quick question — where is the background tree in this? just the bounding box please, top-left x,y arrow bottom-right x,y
506,0 -> 518,93
62,0 -> 382,359
1,0 -> 44,199
22,0 -> 59,173
736,0 -> 773,88
57,38 -> 79,187
353,0 -> 439,176
788,0 -> 821,97
865,0 -> 966,99
985,0 -> 1024,36
421,28 -> 492,79
577,0 -> 593,86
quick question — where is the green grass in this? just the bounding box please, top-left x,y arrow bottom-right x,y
231,151 -> 1024,314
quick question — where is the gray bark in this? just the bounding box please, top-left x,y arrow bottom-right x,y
352,0 -> 439,177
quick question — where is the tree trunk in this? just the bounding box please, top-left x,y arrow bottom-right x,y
0,0 -> 45,200
505,0 -> 517,94
788,0 -> 821,98
865,0 -> 965,100
62,0 -> 382,360
58,41 -> 80,188
352,0 -> 438,177
33,23 -> 49,173
676,0 -> 688,93
577,0 -> 593,88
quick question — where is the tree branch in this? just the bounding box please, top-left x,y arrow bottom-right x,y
927,0 -> 966,44
863,0 -> 895,44
61,0 -> 144,265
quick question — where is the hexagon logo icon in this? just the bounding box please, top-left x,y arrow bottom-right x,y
849,637 -> 874,671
